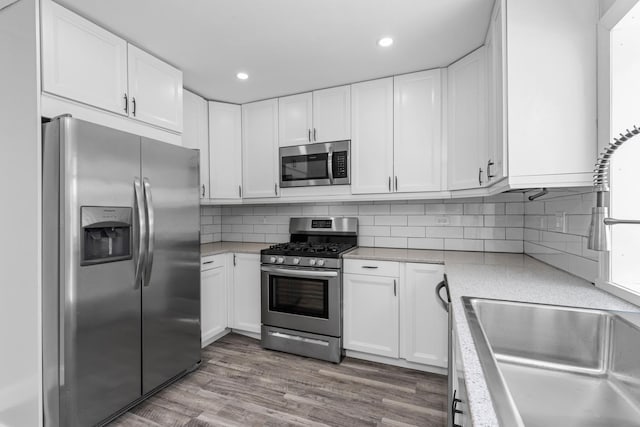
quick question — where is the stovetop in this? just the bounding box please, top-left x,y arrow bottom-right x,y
262,242 -> 356,258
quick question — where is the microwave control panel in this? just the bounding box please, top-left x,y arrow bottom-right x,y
332,151 -> 348,178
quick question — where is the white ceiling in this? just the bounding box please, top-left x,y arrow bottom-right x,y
56,0 -> 494,104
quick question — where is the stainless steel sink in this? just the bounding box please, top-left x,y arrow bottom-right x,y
463,297 -> 640,427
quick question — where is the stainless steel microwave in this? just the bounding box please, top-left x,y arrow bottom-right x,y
279,140 -> 350,188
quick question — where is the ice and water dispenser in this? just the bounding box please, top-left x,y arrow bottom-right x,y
80,206 -> 133,265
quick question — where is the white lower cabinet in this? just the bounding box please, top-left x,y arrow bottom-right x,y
343,272 -> 399,358
228,253 -> 261,334
343,259 -> 446,369
200,254 -> 228,346
400,263 -> 447,367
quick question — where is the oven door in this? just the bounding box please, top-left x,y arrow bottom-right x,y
261,265 -> 341,337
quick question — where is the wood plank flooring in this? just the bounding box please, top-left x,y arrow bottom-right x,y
110,333 -> 447,427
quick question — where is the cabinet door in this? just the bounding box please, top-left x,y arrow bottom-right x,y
401,263 -> 447,367
343,273 -> 399,357
209,101 -> 242,199
351,78 -> 394,194
41,0 -> 128,115
231,253 -> 261,333
201,264 -> 227,345
312,86 -> 351,143
393,70 -> 443,193
278,93 -> 312,147
183,90 -> 209,199
486,0 -> 506,184
447,47 -> 488,190
127,44 -> 183,132
242,99 -> 279,198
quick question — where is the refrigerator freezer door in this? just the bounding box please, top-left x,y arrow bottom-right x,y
141,138 -> 201,393
43,117 -> 143,427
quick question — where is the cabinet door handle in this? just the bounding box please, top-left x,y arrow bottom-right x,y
362,266 -> 379,269
238,185 -> 242,198
478,167 -> 483,186
202,184 -> 205,197
308,129 -> 311,142
393,279 -> 397,296
487,160 -> 495,180
313,128 -> 317,141
132,97 -> 137,116
395,176 -> 398,192
388,176 -> 391,192
274,183 -> 278,196
123,93 -> 128,113
233,254 -> 237,266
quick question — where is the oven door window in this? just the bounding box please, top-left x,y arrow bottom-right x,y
269,275 -> 329,318
281,153 -> 329,182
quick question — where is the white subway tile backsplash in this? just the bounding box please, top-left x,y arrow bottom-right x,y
463,227 -> 506,240
329,205 -> 359,215
391,204 -> 424,215
277,205 -> 303,216
506,227 -> 524,240
445,239 -> 484,252
374,215 -> 408,226
359,204 -> 391,215
505,203 -> 525,215
390,226 -> 425,238
464,203 -> 505,215
424,203 -> 464,214
425,227 -> 464,239
359,226 -> 391,237
231,224 -> 254,233
358,236 -> 375,247
253,206 -> 278,215
484,240 -> 523,253
253,224 -> 278,234
375,237 -> 408,248
408,238 -> 444,250
302,205 -> 329,216
358,216 -> 375,226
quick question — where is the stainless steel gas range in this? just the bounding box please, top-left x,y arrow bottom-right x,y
260,217 -> 358,363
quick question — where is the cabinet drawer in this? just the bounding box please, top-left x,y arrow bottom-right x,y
343,259 -> 399,277
201,254 -> 225,271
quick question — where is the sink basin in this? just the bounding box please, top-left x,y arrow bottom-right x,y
463,297 -> 640,427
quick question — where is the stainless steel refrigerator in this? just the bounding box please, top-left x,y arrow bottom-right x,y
42,116 -> 201,427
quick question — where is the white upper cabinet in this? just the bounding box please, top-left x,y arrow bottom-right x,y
41,0 -> 128,115
312,85 -> 351,143
278,86 -> 350,147
209,101 -> 242,200
351,78 -> 394,194
393,70 -> 443,193
447,47 -> 488,190
485,0 -> 506,184
278,93 -> 313,146
127,45 -> 183,133
41,0 -> 183,133
182,90 -> 209,198
242,99 -> 280,198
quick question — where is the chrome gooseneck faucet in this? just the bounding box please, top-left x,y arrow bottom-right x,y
588,126 -> 640,251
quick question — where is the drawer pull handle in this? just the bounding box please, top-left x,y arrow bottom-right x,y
202,261 -> 214,265
362,266 -> 379,269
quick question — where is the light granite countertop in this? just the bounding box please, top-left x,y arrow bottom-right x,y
343,246 -> 445,264
201,242 -> 273,256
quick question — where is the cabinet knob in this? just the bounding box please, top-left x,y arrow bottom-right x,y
478,167 -> 483,186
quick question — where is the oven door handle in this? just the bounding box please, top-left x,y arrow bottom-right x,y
261,266 -> 339,278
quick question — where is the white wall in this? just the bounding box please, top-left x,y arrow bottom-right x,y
0,0 -> 42,426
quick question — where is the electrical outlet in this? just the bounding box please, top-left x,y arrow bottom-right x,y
551,212 -> 566,232
436,217 -> 449,225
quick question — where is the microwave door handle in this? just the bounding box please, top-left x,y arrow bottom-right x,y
260,266 -> 338,278
328,150 -> 334,184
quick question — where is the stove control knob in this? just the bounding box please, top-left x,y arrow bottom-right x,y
269,256 -> 276,263
317,259 -> 325,267
293,258 -> 300,265
309,259 -> 316,266
277,257 -> 284,264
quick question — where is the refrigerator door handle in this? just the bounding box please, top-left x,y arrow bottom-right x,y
134,178 -> 147,288
143,178 -> 155,287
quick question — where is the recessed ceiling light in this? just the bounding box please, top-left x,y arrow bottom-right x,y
378,37 -> 394,47
236,72 -> 249,80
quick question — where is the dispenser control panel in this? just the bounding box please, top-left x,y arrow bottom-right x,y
80,206 -> 132,266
